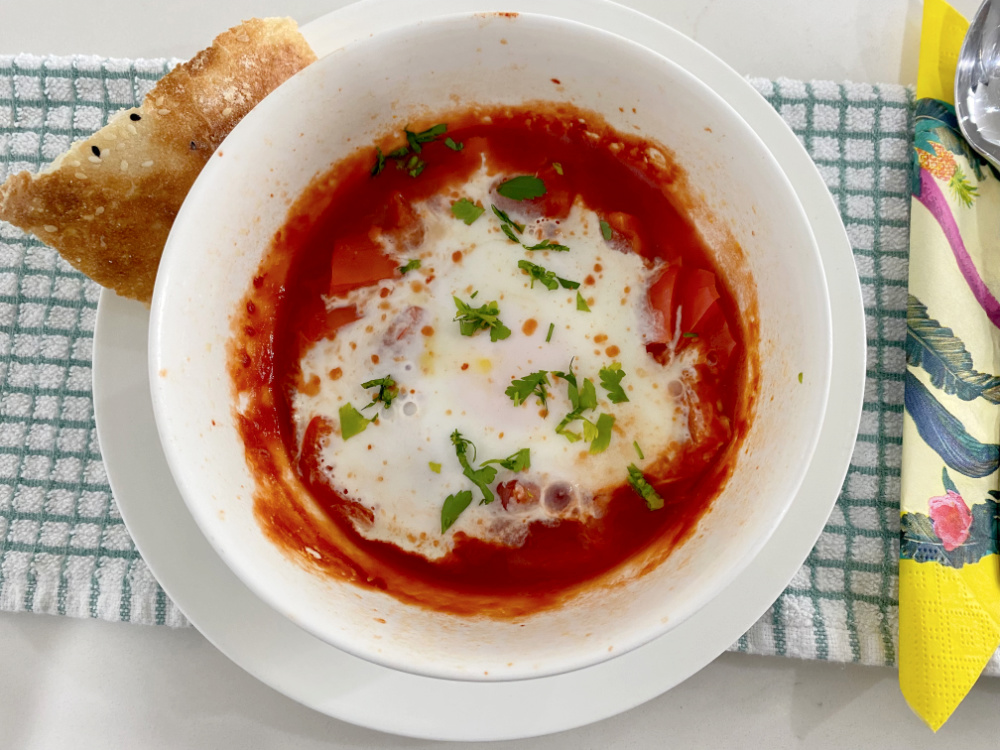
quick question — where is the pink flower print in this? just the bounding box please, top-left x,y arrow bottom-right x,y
928,490 -> 973,552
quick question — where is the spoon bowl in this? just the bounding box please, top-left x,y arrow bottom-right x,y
956,0 -> 1000,168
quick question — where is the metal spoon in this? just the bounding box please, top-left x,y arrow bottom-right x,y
956,0 -> 1000,169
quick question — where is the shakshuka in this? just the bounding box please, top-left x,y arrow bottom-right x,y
228,103 -> 758,617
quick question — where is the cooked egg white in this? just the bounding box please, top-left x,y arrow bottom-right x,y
291,165 -> 700,560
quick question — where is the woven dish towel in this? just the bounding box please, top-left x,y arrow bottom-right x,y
0,54 -> 993,671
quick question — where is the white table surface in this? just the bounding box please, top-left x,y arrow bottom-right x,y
2,0 -> 998,747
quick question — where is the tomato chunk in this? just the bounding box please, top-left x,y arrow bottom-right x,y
328,233 -> 398,297
647,264 -> 736,367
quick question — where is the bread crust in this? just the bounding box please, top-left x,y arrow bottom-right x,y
0,17 -> 316,303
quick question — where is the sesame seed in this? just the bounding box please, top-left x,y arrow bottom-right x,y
103,132 -> 117,140
95,206 -> 104,215
222,107 -> 233,117
120,160 -> 128,172
141,160 -> 154,168
127,124 -> 138,135
88,155 -> 101,164
155,96 -> 164,107
91,145 -> 100,157
157,108 -> 170,116
43,224 -> 57,232
129,113 -> 141,121
68,160 -> 80,168
74,172 -> 88,180
82,215 -> 94,221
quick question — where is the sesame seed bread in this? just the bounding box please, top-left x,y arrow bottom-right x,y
0,18 -> 317,304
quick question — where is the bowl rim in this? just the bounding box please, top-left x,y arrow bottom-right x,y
147,7 -> 835,683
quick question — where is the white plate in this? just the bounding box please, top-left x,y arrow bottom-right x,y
92,0 -> 865,741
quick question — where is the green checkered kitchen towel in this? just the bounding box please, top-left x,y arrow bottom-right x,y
3,54 -> 986,671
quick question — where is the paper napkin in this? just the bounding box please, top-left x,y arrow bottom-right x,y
899,0 -> 1000,731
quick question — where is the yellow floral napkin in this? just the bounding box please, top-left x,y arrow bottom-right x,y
900,0 -> 1000,731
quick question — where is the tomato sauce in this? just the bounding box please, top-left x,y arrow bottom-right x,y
229,103 -> 758,617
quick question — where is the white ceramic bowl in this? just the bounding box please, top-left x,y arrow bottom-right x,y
149,11 -> 831,681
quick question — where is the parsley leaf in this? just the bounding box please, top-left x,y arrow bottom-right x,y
339,403 -> 371,440
451,198 -> 484,225
490,204 -> 524,232
579,378 -> 598,411
557,277 -> 580,290
429,461 -> 442,474
553,162 -> 564,175
404,123 -> 447,153
505,370 -> 550,407
517,260 -> 559,291
627,464 -> 664,510
453,297 -> 512,342
482,448 -> 531,472
633,441 -> 644,460
497,175 -> 547,201
600,219 -> 613,240
589,413 -> 615,454
405,154 -> 426,177
552,361 -> 599,443
371,147 -> 386,177
361,376 -> 399,410
444,137 -> 464,151
501,223 -> 521,243
450,430 -> 496,504
441,489 -> 473,532
398,258 -> 421,275
599,362 -> 629,403
523,238 -> 570,252
387,145 -> 409,159
546,323 -> 554,342
576,292 -> 591,312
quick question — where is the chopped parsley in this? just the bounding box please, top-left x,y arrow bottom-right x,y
491,204 -> 524,232
371,123 -> 452,177
633,441 -> 644,460
440,434 -> 531,530
600,219 -> 613,240
546,323 -> 554,342
523,238 -> 570,252
505,370 -> 550,407
598,362 -> 629,403
370,147 -> 386,177
441,490 -> 473,532
553,162 -> 564,175
798,372 -> 804,384
428,461 -> 442,474
497,175 -> 547,200
576,292 -> 591,312
444,137 -> 464,151
404,123 -> 447,153
451,430 -> 497,505
361,376 -> 399,410
627,464 -> 664,510
517,260 -> 579,292
405,154 -> 426,177
451,198 -> 485,225
398,258 -> 421,275
518,260 -> 558,290
682,332 -> 699,339
482,448 -> 531,472
552,361 -> 598,443
339,403 -> 371,440
589,413 -> 615,454
491,204 -> 524,243
453,296 -> 512,342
